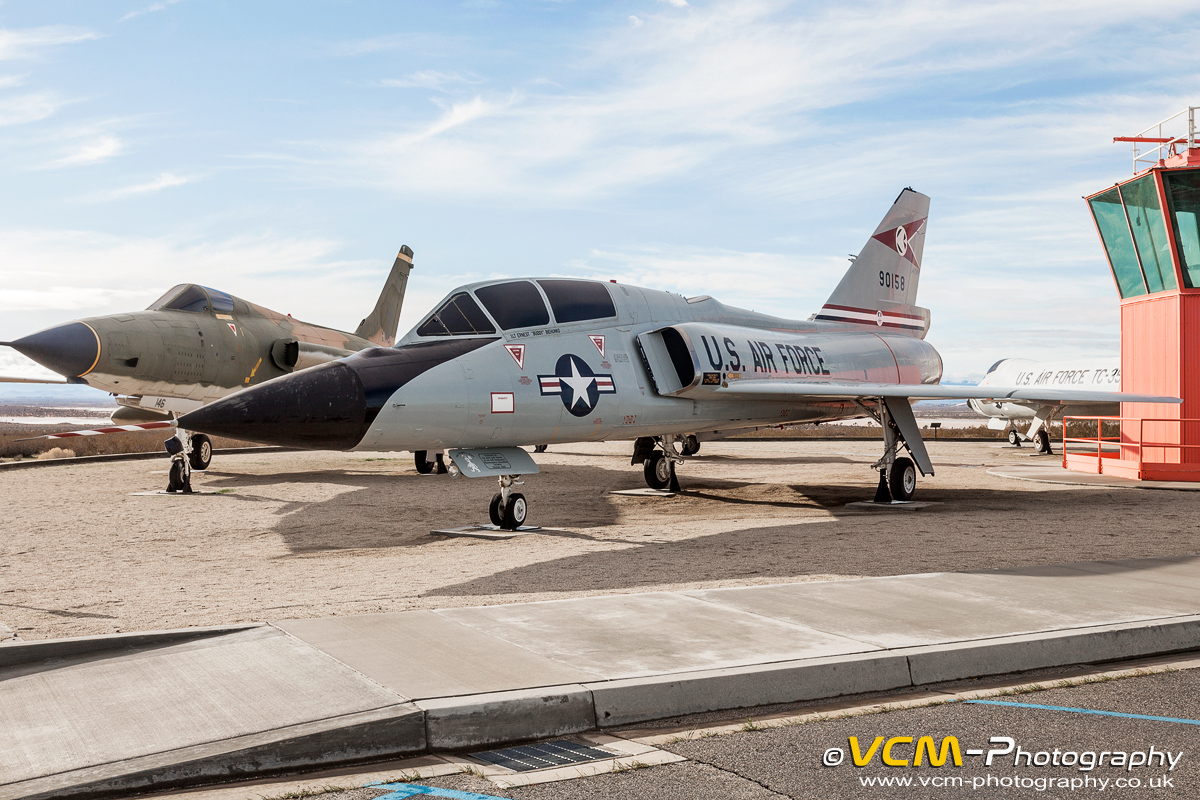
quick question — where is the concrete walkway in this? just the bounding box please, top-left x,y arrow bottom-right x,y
4,556 -> 1200,800
989,463 -> 1200,490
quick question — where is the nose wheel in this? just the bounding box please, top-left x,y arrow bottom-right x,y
489,475 -> 528,530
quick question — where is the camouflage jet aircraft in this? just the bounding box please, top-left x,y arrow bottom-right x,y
179,190 -> 1178,527
2,247 -> 415,470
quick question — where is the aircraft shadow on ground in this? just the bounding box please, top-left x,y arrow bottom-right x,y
423,484 -> 1200,598
958,553 -> 1200,579
198,464 -> 631,553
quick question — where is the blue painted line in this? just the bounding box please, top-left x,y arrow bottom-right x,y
366,781 -> 515,800
966,699 -> 1200,726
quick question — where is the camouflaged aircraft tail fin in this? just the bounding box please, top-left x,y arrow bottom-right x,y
814,189 -> 931,339
356,245 -> 414,347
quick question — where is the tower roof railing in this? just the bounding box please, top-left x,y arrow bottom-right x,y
1114,107 -> 1198,174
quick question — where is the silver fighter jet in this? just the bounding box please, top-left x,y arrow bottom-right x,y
179,190 -> 1177,527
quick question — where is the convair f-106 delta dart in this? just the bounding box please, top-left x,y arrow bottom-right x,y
179,190 -> 1178,528
2,248 -> 415,471
968,357 -> 1121,453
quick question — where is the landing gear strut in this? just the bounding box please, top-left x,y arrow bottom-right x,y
634,435 -> 683,491
867,400 -> 925,502
489,474 -> 527,530
164,430 -> 194,494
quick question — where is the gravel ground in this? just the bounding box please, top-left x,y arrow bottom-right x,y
2,439 -> 1198,640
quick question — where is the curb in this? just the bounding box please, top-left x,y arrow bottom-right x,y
7,616 -> 1200,799
7,703 -> 425,800
0,623 -> 263,668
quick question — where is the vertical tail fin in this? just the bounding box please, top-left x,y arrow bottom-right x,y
355,245 -> 414,346
814,188 -> 931,338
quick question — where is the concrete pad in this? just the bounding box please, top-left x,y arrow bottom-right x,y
843,501 -> 942,511
609,488 -> 676,497
420,685 -> 596,750
988,464 -> 1200,490
685,557 -> 1200,649
0,626 -> 409,792
430,525 -> 542,539
275,611 -> 601,699
437,592 -> 879,679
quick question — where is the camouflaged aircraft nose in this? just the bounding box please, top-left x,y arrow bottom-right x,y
179,361 -> 369,450
11,322 -> 101,378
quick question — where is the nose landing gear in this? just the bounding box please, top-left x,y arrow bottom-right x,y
489,474 -> 528,530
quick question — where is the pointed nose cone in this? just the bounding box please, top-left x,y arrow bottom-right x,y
11,322 -> 101,378
180,361 -> 369,450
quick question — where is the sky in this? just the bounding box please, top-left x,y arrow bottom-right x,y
3,0 -> 1200,391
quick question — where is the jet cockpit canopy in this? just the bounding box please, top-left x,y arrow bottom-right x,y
148,284 -> 236,314
414,279 -> 617,337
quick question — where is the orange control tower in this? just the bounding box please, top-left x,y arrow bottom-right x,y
1068,107 -> 1200,479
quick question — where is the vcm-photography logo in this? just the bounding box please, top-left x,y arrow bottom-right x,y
822,735 -> 1183,773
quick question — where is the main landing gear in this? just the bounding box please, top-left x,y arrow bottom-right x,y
1034,429 -> 1053,455
632,435 -> 684,491
489,474 -> 528,530
868,400 -> 929,502
414,450 -> 448,474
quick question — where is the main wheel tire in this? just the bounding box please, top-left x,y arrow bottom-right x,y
681,435 -> 701,456
489,493 -> 504,527
435,453 -> 449,474
889,457 -> 917,502
1035,430 -> 1052,454
1007,429 -> 1020,446
501,493 -> 527,530
188,434 -> 212,470
414,451 -> 433,474
643,451 -> 672,490
167,460 -> 186,493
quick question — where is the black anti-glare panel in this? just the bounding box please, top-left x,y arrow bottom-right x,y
472,739 -> 615,772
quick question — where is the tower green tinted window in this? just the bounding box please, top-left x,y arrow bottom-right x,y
1088,188 -> 1146,298
1162,169 -> 1200,288
1120,176 -> 1176,293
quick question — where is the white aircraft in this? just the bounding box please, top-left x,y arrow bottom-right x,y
179,188 -> 1178,524
968,357 -> 1121,452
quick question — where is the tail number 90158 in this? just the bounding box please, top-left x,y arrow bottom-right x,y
880,271 -> 905,290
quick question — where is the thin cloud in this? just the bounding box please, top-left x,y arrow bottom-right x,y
0,93 -> 65,126
0,26 -> 99,60
0,73 -> 30,89
377,70 -> 481,91
41,135 -> 124,168
101,172 -> 197,199
120,0 -> 184,22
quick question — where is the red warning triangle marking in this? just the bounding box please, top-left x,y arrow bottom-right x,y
227,323 -> 237,335
589,335 -> 605,357
504,343 -> 525,369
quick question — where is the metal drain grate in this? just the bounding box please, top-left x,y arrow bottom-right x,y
471,739 -> 616,772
